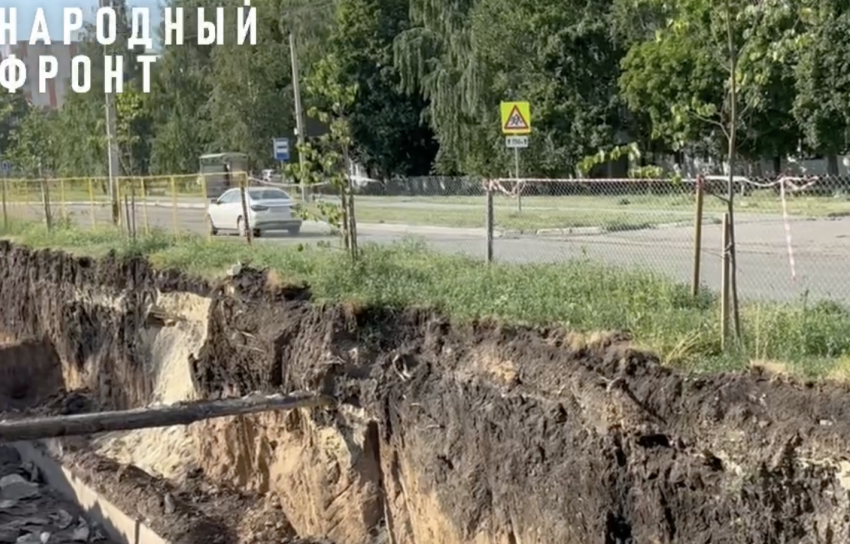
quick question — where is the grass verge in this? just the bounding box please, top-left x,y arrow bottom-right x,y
351,190 -> 850,218
2,218 -> 850,378
344,203 -> 687,232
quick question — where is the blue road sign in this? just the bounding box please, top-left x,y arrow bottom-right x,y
273,138 -> 290,162
0,161 -> 10,174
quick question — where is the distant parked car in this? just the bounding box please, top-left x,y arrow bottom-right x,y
207,187 -> 302,237
261,169 -> 282,183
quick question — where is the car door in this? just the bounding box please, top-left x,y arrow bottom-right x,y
209,190 -> 235,228
208,191 -> 225,226
219,190 -> 241,229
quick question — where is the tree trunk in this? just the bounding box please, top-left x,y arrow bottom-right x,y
828,154 -> 839,175
724,0 -> 742,343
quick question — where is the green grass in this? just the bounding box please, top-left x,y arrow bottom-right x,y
3,217 -> 850,378
351,190 -> 850,217
345,203 -> 689,231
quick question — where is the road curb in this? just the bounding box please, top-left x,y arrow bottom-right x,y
532,219 -> 713,236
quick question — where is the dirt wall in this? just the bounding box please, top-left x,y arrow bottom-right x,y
3,240 -> 850,543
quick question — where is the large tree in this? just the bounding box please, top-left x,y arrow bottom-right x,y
794,1 -> 849,174
319,0 -> 437,177
617,0 -> 804,168
395,0 -> 625,176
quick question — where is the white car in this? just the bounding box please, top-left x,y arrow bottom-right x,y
207,187 -> 302,237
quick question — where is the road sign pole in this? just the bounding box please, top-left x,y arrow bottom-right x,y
514,146 -> 521,212
486,183 -> 494,263
500,102 -> 530,214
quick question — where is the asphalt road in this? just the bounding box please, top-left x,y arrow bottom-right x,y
8,201 -> 850,304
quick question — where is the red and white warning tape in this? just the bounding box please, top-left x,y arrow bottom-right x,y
482,179 -> 526,198
778,178 -> 797,282
482,174 -> 809,282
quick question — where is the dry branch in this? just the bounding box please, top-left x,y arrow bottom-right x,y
0,393 -> 334,442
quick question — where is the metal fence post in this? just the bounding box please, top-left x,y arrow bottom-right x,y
170,176 -> 178,236
140,177 -> 149,234
486,180 -> 494,263
201,173 -> 210,242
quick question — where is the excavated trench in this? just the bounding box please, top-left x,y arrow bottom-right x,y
2,240 -> 850,543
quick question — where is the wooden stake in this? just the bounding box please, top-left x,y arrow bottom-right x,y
0,393 -> 333,442
239,173 -> 253,244
720,212 -> 730,350
40,177 -> 52,231
691,175 -> 705,297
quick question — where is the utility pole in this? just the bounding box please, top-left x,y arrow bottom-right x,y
101,0 -> 121,225
289,32 -> 307,202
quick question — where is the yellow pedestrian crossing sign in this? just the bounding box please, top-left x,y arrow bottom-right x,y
500,101 -> 531,134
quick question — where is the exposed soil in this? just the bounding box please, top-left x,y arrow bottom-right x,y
0,339 -> 64,412
3,240 -> 850,542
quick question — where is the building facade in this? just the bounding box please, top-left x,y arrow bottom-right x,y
1,42 -> 80,109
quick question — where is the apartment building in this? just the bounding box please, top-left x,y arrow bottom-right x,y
1,42 -> 80,109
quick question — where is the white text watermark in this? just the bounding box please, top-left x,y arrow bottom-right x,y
0,2 -> 257,94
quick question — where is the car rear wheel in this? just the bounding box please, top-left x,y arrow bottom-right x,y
287,226 -> 300,236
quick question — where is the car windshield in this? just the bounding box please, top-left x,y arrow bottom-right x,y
248,189 -> 290,200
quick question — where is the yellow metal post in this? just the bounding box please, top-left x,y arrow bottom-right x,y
141,178 -> 149,234
170,176 -> 178,236
59,179 -> 67,223
201,174 -> 210,241
88,179 -> 96,227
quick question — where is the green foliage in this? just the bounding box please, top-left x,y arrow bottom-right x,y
323,0 -> 437,177
793,2 -> 850,158
290,53 -> 360,258
6,106 -> 59,176
0,93 -> 28,158
394,0 -> 626,176
204,0 -> 294,166
4,0 -> 848,182
619,0 -> 801,158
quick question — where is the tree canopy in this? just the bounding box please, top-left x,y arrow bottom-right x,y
2,0 -> 842,179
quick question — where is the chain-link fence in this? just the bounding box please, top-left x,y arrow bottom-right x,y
0,172 -> 263,239
3,172 -> 849,304
343,174 -> 850,305
366,174 -> 849,304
